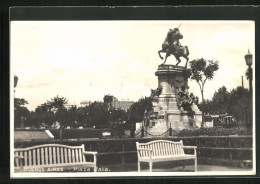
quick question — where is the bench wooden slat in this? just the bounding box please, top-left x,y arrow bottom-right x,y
167,142 -> 170,155
19,152 -> 24,167
68,149 -> 72,163
14,152 -> 20,167
57,147 -> 60,164
45,147 -> 48,165
78,149 -> 82,163
61,147 -> 64,164
72,149 -> 75,163
53,147 -> 56,164
28,151 -> 32,166
176,144 -> 180,155
163,142 -> 167,156
172,143 -> 175,155
140,145 -> 143,157
75,149 -> 79,163
37,149 -> 40,165
49,147 -> 53,164
64,148 -> 69,163
155,143 -> 159,156
175,144 -> 179,155
24,152 -> 28,166
151,143 -> 155,157
41,148 -> 44,165
33,150 -> 36,166
159,142 -> 163,156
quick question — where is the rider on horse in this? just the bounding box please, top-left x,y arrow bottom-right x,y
162,28 -> 184,53
158,26 -> 189,67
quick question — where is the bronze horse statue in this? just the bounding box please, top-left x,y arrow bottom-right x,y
158,28 -> 190,67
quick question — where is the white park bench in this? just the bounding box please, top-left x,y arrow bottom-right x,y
136,140 -> 197,172
14,144 -> 97,172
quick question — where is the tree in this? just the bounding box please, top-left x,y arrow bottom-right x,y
14,98 -> 28,109
188,58 -> 219,127
127,97 -> 152,125
229,86 -> 251,125
14,107 -> 30,128
87,101 -> 109,128
211,86 -> 230,114
76,107 -> 89,127
47,95 -> 68,113
14,98 -> 30,128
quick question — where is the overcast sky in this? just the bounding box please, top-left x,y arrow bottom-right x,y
11,21 -> 254,111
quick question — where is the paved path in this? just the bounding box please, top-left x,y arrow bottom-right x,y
101,163 -> 252,172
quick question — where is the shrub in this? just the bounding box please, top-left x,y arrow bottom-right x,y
49,128 -> 105,139
178,126 -> 252,137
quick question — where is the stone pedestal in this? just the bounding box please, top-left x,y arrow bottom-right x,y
145,64 -> 202,137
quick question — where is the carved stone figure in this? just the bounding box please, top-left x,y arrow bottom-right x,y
150,85 -> 163,99
177,86 -> 193,111
158,28 -> 189,67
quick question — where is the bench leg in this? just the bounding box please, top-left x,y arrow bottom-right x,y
182,160 -> 185,171
194,158 -> 197,172
149,161 -> 153,172
138,161 -> 140,172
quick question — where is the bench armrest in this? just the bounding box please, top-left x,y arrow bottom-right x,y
183,146 -> 197,157
83,151 -> 97,155
83,151 -> 97,165
182,146 -> 197,149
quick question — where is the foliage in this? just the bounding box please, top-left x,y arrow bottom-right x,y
49,128 -> 104,139
201,86 -> 251,124
14,106 -> 30,128
229,87 -> 251,123
188,58 -> 219,101
245,67 -> 253,80
88,101 -> 109,128
178,126 -> 252,136
47,95 -> 68,112
211,86 -> 231,114
127,97 -> 152,124
14,98 -> 28,109
76,107 -> 89,126
14,98 -> 30,128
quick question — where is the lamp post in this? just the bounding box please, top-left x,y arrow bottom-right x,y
14,75 -> 18,98
244,49 -> 253,126
245,49 -> 253,94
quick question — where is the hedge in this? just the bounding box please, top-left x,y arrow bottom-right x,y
178,127 -> 252,137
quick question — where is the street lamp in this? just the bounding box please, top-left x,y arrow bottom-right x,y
14,75 -> 18,88
245,49 -> 253,94
244,49 -> 253,126
14,75 -> 18,99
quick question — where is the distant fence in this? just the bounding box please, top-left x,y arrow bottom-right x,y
14,136 -> 253,166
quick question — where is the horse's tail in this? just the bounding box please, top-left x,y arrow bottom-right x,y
185,46 -> 189,56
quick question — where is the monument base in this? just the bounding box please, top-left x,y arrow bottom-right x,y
145,64 -> 202,137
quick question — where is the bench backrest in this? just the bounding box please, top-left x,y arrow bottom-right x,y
14,144 -> 86,168
136,140 -> 184,158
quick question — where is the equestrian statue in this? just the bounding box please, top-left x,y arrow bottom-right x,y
158,25 -> 190,67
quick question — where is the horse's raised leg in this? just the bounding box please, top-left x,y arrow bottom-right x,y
175,57 -> 181,66
184,56 -> 189,68
158,50 -> 164,60
163,52 -> 170,64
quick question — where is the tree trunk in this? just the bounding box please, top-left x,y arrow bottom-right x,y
201,90 -> 205,128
